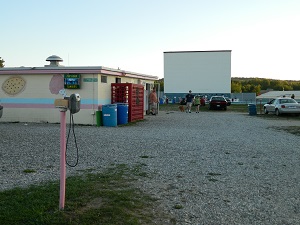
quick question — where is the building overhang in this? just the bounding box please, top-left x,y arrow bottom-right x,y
0,66 -> 158,81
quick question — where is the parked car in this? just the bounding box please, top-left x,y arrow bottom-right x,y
225,97 -> 232,106
263,97 -> 300,116
208,96 -> 227,110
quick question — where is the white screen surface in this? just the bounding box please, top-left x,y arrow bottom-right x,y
164,51 -> 231,94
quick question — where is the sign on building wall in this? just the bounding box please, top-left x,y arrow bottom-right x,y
64,74 -> 81,89
83,78 -> 98,82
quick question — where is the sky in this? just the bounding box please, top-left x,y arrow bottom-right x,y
1,0 -> 300,80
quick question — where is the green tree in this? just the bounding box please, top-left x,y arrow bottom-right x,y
0,57 -> 4,67
269,80 -> 283,90
260,79 -> 271,90
291,82 -> 300,90
155,78 -> 164,92
231,81 -> 242,93
158,77 -> 300,93
252,84 -> 261,95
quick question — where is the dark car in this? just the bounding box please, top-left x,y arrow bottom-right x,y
225,97 -> 232,106
208,96 -> 227,110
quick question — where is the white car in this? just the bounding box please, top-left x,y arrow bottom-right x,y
263,97 -> 300,116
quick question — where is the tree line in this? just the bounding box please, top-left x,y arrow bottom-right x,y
155,78 -> 300,95
231,77 -> 300,94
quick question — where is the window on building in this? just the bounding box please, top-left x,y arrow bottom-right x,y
101,75 -> 107,83
116,78 -> 121,83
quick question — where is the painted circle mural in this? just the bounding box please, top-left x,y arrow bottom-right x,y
2,76 -> 26,96
49,74 -> 64,94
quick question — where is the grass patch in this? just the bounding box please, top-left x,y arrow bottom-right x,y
174,204 -> 183,209
160,103 -> 300,122
206,172 -> 221,182
23,169 -> 36,173
207,172 -> 222,176
258,113 -> 300,121
159,103 -> 249,113
118,120 -> 145,127
0,164 -> 171,225
130,164 -> 149,178
76,168 -> 95,173
270,126 -> 300,136
139,155 -> 154,159
207,178 -> 219,182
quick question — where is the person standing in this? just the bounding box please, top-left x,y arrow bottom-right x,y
185,90 -> 194,113
200,96 -> 206,107
149,87 -> 158,115
194,95 -> 201,113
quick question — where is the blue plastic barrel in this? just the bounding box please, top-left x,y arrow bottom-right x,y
117,103 -> 128,125
102,104 -> 117,127
248,104 -> 257,115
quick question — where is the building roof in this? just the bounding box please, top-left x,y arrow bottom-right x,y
164,50 -> 232,53
0,66 -> 158,80
257,91 -> 300,99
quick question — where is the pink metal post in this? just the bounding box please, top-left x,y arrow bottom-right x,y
59,109 -> 67,210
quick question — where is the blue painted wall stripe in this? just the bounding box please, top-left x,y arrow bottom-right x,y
0,98 -> 110,105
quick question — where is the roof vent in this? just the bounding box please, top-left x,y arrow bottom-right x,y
45,55 -> 63,67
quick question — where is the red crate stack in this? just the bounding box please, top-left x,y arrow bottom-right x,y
111,83 -> 144,122
111,84 -> 129,103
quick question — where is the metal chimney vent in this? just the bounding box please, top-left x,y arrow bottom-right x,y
45,55 -> 63,67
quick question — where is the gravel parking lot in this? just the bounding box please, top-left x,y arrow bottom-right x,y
1,111 -> 300,224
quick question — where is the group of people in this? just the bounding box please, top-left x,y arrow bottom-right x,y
185,90 -> 205,113
149,88 -> 206,115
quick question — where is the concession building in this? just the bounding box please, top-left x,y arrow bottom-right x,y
0,55 -> 158,125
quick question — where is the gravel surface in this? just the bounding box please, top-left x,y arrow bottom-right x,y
1,111 -> 300,224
